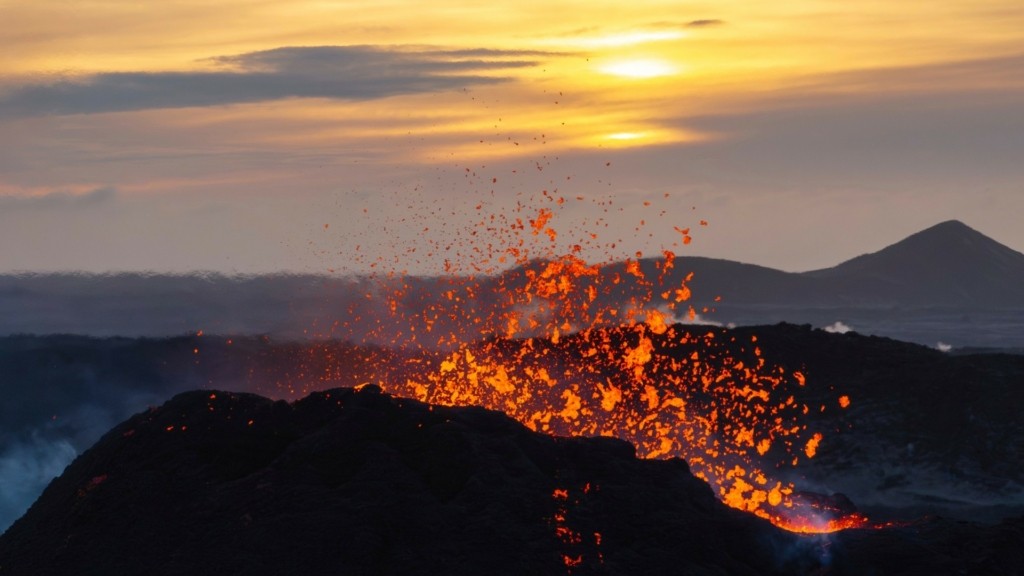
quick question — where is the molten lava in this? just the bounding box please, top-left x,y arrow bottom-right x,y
315,193 -> 867,534
391,323 -> 864,533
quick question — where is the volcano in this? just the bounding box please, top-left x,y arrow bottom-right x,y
802,219 -> 1024,307
2,384 -> 1022,575
3,323 -> 1024,534
654,220 -> 1024,347
653,219 -> 1024,309
2,211 -> 1024,572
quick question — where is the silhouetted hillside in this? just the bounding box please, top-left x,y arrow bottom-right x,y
0,273 -> 356,338
3,221 -> 1023,348
3,325 -> 1023,535
2,385 -> 1022,575
0,334 -> 403,532
723,324 -> 1024,523
0,386 -> 804,575
805,220 -> 1024,306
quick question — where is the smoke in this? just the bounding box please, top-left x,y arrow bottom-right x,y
661,305 -> 725,327
765,531 -> 837,573
686,313 -> 726,327
0,433 -> 77,533
936,342 -> 953,352
0,396 -> 168,534
823,321 -> 853,334
0,334 -> 214,533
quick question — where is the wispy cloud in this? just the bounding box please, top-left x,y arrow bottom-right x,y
795,52 -> 1024,93
0,187 -> 116,210
0,45 -> 544,117
685,19 -> 725,27
645,19 -> 725,29
671,53 -> 1024,182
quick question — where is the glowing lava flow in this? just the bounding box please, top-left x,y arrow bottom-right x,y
325,194 -> 865,534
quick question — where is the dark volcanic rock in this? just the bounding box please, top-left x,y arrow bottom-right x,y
720,323 -> 1024,523
828,515 -> 1024,576
2,382 -> 1023,574
0,385 -> 814,576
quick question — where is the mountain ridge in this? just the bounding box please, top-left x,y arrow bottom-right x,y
1,220 -> 1023,347
800,220 -> 1024,306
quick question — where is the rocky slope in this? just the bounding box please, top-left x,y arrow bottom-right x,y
2,384 -> 1022,575
0,386 -> 804,575
3,323 -> 1024,534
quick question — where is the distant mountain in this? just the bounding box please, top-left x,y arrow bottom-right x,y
1,220 -> 1023,347
665,220 -> 1024,308
803,220 -> 1024,307
0,273 -> 350,338
648,221 -> 1024,347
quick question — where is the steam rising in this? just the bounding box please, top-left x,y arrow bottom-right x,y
0,435 -> 77,532
823,321 -> 852,334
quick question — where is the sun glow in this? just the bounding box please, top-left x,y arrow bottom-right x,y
578,126 -> 710,150
598,59 -> 678,79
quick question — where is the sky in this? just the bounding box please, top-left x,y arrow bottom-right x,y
2,0 -> 1023,275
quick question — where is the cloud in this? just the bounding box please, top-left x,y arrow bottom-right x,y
0,45 -> 543,117
686,19 -> 725,27
671,64 -> 1024,188
810,52 -> 1024,92
0,187 -> 116,211
645,19 -> 725,29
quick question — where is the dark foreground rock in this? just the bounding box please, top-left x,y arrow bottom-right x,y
1,385 -> 1021,575
0,386 -> 807,575
830,515 -> 1024,576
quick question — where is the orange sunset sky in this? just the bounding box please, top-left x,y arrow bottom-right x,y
1,1 -> 1022,274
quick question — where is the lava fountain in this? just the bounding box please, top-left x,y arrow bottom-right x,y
320,192 -> 868,533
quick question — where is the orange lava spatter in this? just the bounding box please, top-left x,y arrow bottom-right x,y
307,192 -> 866,534
393,324 -> 862,532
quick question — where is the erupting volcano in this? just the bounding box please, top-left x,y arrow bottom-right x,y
392,324 -> 866,534
301,193 -> 869,534
5,198 -> 1024,574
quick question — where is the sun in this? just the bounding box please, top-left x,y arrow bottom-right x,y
598,59 -> 678,79
606,132 -> 644,140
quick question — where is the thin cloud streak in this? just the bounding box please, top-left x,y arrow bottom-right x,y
792,52 -> 1024,94
684,19 -> 725,27
0,187 -> 117,211
0,46 -> 544,117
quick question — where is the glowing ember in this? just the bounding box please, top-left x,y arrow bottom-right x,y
393,324 -> 863,532
314,192 -> 866,533
551,484 -> 604,571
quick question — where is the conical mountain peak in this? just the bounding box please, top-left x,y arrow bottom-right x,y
807,220 -> 1024,306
